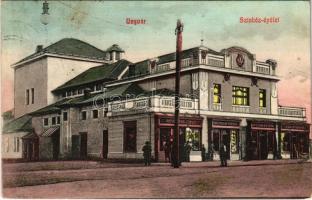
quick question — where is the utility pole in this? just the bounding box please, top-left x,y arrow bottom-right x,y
172,19 -> 183,168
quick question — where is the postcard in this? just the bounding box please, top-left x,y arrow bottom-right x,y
1,0 -> 311,198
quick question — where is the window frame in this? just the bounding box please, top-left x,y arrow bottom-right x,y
92,110 -> 99,119
232,86 -> 250,106
63,112 -> 68,121
26,89 -> 30,105
213,83 -> 221,103
43,118 -> 49,127
31,88 -> 34,104
259,89 -> 266,108
81,111 -> 87,120
123,121 -> 137,153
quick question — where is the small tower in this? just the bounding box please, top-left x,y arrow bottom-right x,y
106,44 -> 125,62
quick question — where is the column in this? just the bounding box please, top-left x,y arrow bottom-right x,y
276,122 -> 282,159
201,116 -> 208,159
240,118 -> 248,161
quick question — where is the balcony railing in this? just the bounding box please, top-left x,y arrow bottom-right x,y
232,105 -> 250,113
108,96 -> 198,115
255,62 -> 270,75
278,106 -> 306,118
212,103 -> 222,111
259,107 -> 268,114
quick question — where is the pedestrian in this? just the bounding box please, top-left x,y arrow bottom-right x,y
219,143 -> 228,167
184,142 -> 192,162
201,144 -> 206,161
164,141 -> 171,163
142,141 -> 152,166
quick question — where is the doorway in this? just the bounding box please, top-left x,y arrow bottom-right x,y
103,130 -> 108,159
80,132 -> 87,159
52,131 -> 60,160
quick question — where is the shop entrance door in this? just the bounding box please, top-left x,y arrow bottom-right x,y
258,132 -> 268,160
221,130 -> 230,160
159,128 -> 172,162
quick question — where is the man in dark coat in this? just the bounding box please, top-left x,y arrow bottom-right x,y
201,144 -> 206,161
142,141 -> 152,166
220,143 -> 228,167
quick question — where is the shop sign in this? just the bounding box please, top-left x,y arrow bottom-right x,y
159,117 -> 201,126
251,122 -> 275,130
281,123 -> 309,132
212,120 -> 240,128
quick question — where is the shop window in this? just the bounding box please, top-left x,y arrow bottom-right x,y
63,112 -> 68,121
43,118 -> 49,126
232,86 -> 249,106
212,130 -> 220,152
81,111 -> 87,120
52,117 -> 56,125
14,137 -> 20,152
124,121 -> 137,152
259,89 -> 266,107
185,128 -> 200,151
213,84 -> 221,103
230,130 -> 239,154
92,110 -> 98,119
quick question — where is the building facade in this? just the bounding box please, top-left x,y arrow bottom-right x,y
3,38 -> 310,162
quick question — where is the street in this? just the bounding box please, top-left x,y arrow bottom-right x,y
2,159 -> 312,198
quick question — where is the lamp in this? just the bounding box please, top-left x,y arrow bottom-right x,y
40,0 -> 50,25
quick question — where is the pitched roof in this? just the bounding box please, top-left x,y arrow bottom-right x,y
107,44 -> 125,52
30,99 -> 69,115
15,38 -> 108,65
2,115 -> 32,133
53,59 -> 131,92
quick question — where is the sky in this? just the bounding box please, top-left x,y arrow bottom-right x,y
1,1 -> 311,125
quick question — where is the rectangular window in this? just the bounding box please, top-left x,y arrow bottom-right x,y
96,84 -> 102,91
31,88 -> 34,104
78,89 -> 83,95
81,111 -> 87,120
52,117 -> 56,125
103,109 -> 108,117
73,90 -> 77,96
26,89 -> 29,105
57,116 -> 61,124
124,121 -> 137,152
14,137 -> 20,152
62,92 -> 66,98
92,110 -> 98,119
43,118 -> 49,126
213,84 -> 221,103
232,86 -> 249,106
63,112 -> 68,121
259,89 -> 266,107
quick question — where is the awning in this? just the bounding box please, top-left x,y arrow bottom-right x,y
22,132 -> 38,140
41,126 -> 59,137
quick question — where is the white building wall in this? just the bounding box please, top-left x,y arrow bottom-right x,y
14,58 -> 48,118
47,57 -> 106,104
2,132 -> 28,159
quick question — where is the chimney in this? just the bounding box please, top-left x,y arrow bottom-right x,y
84,88 -> 92,98
36,45 -> 43,53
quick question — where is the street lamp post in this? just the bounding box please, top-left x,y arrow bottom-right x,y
172,19 -> 183,168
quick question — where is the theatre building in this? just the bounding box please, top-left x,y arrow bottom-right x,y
4,37 -> 310,162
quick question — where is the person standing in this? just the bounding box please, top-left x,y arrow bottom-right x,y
201,144 -> 206,161
142,141 -> 152,166
220,143 -> 228,167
